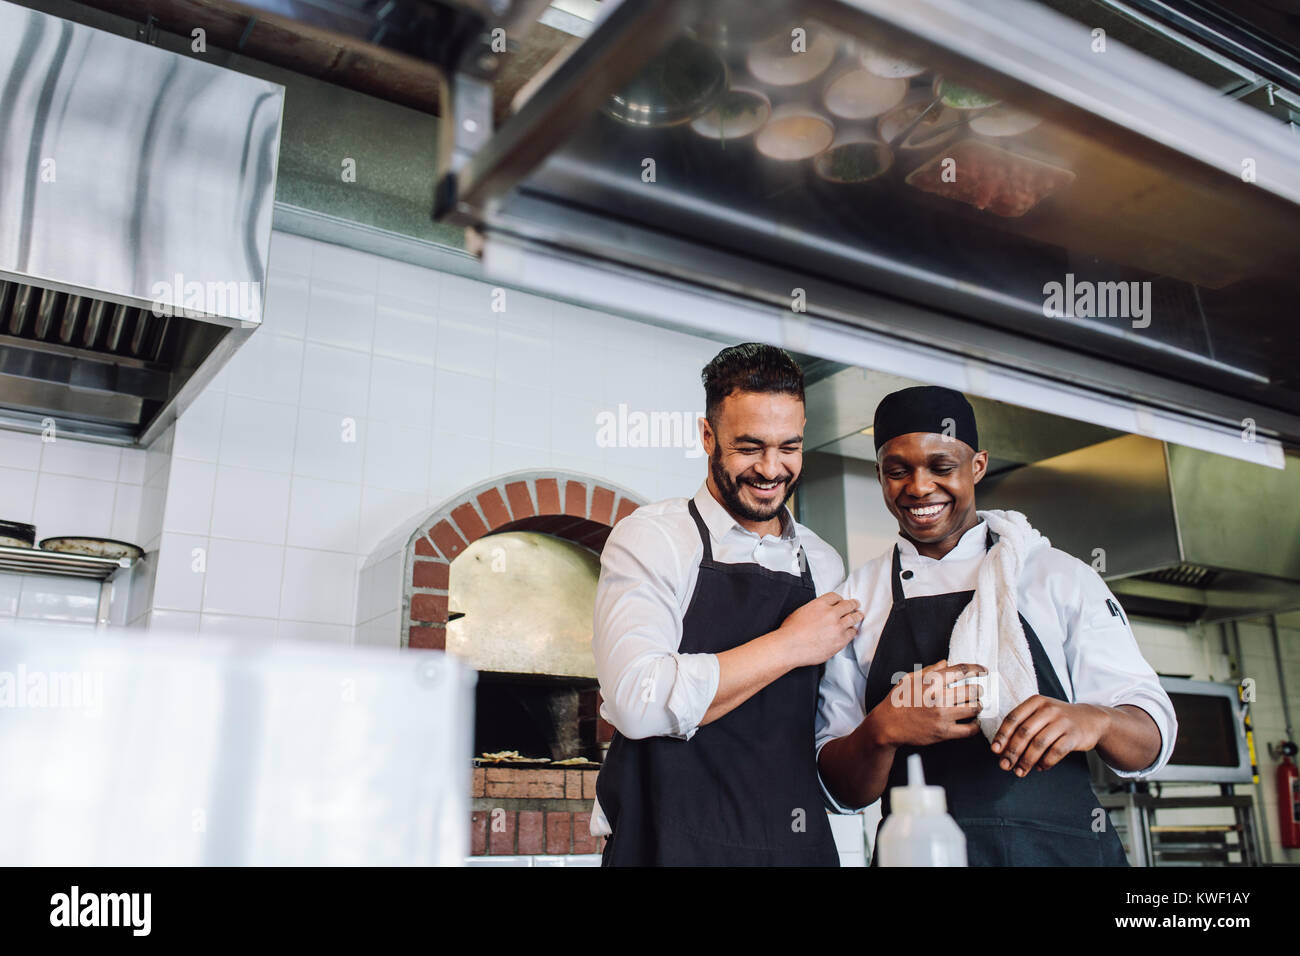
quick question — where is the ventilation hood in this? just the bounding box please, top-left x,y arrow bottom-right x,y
0,3 -> 283,444
981,434 -> 1300,623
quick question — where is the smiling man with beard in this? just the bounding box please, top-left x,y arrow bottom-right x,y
590,343 -> 863,866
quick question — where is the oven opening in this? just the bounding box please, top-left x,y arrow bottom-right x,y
474,673 -> 601,762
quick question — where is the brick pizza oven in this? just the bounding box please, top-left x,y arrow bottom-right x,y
392,470 -> 646,858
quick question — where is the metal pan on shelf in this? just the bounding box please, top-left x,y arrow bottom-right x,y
0,521 -> 36,549
604,36 -> 728,128
39,536 -> 144,561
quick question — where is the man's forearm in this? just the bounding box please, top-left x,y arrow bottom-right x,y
700,630 -> 799,726
818,703 -> 1161,810
1095,703 -> 1162,772
817,708 -> 897,810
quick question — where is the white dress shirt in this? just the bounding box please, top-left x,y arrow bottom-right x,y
589,481 -> 845,836
816,520 -> 1177,814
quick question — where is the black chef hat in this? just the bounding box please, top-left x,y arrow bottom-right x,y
873,385 -> 979,452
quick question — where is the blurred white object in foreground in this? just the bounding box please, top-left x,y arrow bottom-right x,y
875,754 -> 967,867
0,625 -> 475,865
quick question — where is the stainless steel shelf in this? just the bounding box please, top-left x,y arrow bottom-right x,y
0,544 -> 133,581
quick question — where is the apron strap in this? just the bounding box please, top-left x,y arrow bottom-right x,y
688,499 -> 815,588
890,545 -> 906,603
892,525 -> 997,605
686,500 -> 714,563
796,543 -> 815,591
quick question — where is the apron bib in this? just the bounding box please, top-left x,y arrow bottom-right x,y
866,536 -> 1129,867
596,501 -> 840,866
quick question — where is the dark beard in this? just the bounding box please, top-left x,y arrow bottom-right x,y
710,446 -> 799,523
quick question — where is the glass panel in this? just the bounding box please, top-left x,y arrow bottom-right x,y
504,0 -> 1300,422
1035,0 -> 1300,129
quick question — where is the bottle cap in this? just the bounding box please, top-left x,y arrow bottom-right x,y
890,753 -> 948,814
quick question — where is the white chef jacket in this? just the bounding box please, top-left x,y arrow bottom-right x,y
589,481 -> 845,836
816,519 -> 1177,814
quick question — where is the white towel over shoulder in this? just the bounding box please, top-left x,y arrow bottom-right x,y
948,509 -> 1050,742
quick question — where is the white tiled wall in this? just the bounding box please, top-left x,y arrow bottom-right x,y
0,426 -> 152,631
139,230 -> 723,647
0,427 -> 147,543
355,543 -> 404,648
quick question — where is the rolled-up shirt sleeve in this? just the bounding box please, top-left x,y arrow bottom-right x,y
1060,564 -> 1178,778
592,514 -> 720,741
815,636 -> 871,813
814,573 -> 873,814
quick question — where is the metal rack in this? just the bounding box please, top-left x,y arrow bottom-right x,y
0,544 -> 135,629
1098,788 -> 1263,866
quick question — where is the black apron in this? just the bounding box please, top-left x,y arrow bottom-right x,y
596,501 -> 840,866
866,535 -> 1129,867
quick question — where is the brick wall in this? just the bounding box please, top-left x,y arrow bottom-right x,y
471,767 -> 605,856
405,471 -> 645,856
404,470 -> 643,650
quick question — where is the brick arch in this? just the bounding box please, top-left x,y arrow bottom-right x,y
403,470 -> 646,649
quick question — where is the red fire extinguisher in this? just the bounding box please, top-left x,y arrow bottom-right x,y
1279,742 -> 1300,849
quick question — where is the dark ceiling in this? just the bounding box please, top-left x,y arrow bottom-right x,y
50,0 -> 580,116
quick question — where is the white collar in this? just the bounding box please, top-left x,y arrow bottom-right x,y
897,519 -> 988,562
693,481 -> 796,545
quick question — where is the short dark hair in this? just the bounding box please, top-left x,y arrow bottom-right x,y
702,343 -> 805,427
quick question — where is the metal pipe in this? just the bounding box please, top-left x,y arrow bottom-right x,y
1269,615 -> 1296,741
1233,619 -> 1273,863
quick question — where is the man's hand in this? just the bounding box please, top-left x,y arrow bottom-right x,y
820,659 -> 985,811
869,659 -> 986,748
991,697 -> 1110,776
777,592 -> 863,668
704,593 -> 861,727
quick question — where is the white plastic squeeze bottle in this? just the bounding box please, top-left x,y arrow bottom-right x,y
875,753 -> 968,867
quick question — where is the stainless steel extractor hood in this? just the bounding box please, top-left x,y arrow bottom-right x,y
981,434 -> 1300,623
0,2 -> 283,445
804,366 -> 1124,476
413,0 -> 1300,461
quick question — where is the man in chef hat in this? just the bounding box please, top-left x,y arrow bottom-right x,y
591,343 -> 862,866
816,385 -> 1176,865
